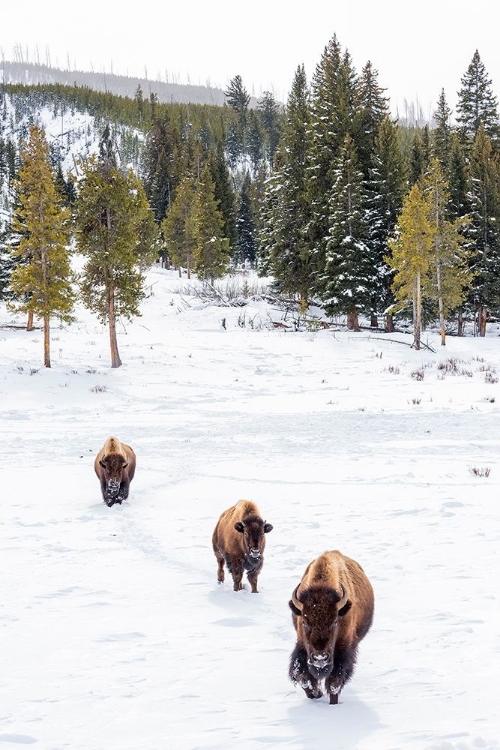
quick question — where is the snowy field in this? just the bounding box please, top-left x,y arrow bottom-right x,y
1,267 -> 499,750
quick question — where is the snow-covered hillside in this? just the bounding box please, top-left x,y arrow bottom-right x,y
1,267 -> 499,750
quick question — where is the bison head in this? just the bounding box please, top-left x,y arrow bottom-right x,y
289,585 -> 352,677
234,515 -> 273,560
99,454 -> 128,501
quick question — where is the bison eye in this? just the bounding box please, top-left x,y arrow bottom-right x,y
122,462 -> 128,469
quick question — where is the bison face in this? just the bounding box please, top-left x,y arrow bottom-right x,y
289,586 -> 352,677
99,454 -> 128,498
234,518 -> 273,560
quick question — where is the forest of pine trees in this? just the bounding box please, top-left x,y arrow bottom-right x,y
2,40 -> 500,351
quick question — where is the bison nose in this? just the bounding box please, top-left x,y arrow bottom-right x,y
249,548 -> 261,558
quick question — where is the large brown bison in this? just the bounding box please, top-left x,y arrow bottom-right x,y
94,437 -> 136,507
288,550 -> 374,704
212,500 -> 273,593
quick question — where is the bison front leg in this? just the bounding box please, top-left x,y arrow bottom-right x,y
117,479 -> 130,503
230,560 -> 244,591
247,570 -> 259,593
325,644 -> 356,704
289,644 -> 323,699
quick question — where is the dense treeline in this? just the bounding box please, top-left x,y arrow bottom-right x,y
259,39 -> 500,343
2,38 -> 500,350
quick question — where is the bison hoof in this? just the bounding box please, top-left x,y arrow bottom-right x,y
305,688 -> 323,700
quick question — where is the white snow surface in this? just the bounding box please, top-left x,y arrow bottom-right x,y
1,267 -> 499,750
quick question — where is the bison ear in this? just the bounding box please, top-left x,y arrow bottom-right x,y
99,459 -> 106,469
338,600 -> 352,617
264,523 -> 273,533
234,522 -> 245,533
289,599 -> 302,617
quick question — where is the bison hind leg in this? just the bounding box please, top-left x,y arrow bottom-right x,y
215,554 -> 225,584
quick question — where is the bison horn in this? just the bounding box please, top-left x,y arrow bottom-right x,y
338,583 -> 349,610
291,585 -> 303,613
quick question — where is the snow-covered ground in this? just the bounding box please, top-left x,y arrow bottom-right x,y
1,267 -> 499,750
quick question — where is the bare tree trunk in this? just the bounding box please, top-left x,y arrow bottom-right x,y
457,309 -> 463,337
347,311 -> 360,331
26,310 -> 34,331
187,258 -> 191,280
370,312 -> 378,328
44,315 -> 51,368
108,285 -> 122,368
479,304 -> 487,337
299,292 -> 308,314
178,266 -> 182,277
436,259 -> 445,346
385,313 -> 395,333
413,273 -> 421,350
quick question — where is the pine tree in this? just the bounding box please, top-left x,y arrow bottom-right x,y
7,125 -> 74,366
161,175 -> 197,278
143,112 -> 178,222
224,75 -> 250,160
432,89 -> 453,168
236,172 -> 256,266
76,132 -> 158,368
257,91 -> 281,165
409,126 -> 431,185
456,50 -> 500,143
207,144 -> 237,252
355,61 -> 389,177
386,184 -> 434,350
306,36 -> 360,274
191,164 -> 230,280
321,134 -> 373,330
366,116 -> 406,328
420,159 -> 473,345
448,133 -> 469,218
466,124 -> 500,335
259,65 -> 314,307
246,110 -> 264,172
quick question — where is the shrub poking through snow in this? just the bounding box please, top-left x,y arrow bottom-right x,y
469,467 -> 491,477
411,370 -> 424,380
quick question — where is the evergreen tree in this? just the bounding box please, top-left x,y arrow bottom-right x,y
224,75 -> 250,124
456,50 -> 500,143
207,144 -> 237,252
143,112 -> 178,222
321,134 -> 373,330
161,175 -> 197,277
448,134 -> 469,221
260,65 -> 313,307
420,159 -> 473,345
236,172 -> 256,266
386,183 -> 434,350
246,110 -> 264,172
306,36 -> 360,273
409,126 -> 431,185
8,125 -> 74,366
366,116 -> 406,328
466,124 -> 500,334
257,91 -> 281,165
355,61 -> 389,177
76,134 -> 158,368
432,89 -> 453,168
191,165 -> 230,280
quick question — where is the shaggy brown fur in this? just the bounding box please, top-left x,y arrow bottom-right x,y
94,437 -> 136,507
288,550 -> 374,704
212,500 -> 273,593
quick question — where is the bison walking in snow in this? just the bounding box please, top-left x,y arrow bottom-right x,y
212,500 -> 273,593
289,550 -> 374,704
94,437 -> 136,507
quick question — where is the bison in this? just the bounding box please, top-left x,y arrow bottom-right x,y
288,550 -> 374,704
94,437 -> 136,507
212,500 -> 273,593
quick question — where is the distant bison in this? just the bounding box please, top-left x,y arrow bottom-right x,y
212,500 -> 273,593
289,550 -> 374,704
94,437 -> 136,507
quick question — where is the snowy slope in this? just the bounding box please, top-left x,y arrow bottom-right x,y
1,268 -> 499,750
